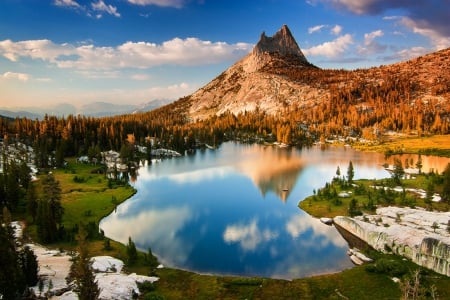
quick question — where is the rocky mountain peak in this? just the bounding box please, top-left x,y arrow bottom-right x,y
254,24 -> 306,58
244,24 -> 310,72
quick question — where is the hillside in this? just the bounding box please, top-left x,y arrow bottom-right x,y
164,25 -> 449,136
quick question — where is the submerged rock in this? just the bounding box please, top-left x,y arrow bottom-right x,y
334,207 -> 450,276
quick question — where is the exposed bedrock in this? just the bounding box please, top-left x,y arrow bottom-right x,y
333,206 -> 450,276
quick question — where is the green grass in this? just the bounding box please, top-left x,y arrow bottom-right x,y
300,174 -> 450,218
148,252 -> 450,299
25,158 -> 450,299
354,134 -> 450,157
48,159 -> 136,230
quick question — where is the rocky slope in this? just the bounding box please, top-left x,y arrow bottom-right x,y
186,24 -> 323,120
168,24 -> 450,123
333,207 -> 450,276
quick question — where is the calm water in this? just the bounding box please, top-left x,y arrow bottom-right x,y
100,142 -> 446,279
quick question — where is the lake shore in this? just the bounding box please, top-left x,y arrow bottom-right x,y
26,136 -> 450,299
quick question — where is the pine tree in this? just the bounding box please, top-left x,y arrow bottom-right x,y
69,225 -> 101,300
392,158 -> 404,185
26,183 -> 38,223
18,245 -> 39,286
347,161 -> 354,184
37,173 -> 63,243
127,236 -> 138,265
0,223 -> 25,299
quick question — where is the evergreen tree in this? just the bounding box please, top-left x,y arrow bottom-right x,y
392,158 -> 404,185
347,161 -> 354,184
18,245 -> 39,286
126,236 -> 138,265
69,225 -> 101,300
26,183 -> 38,223
37,173 -> 63,243
5,162 -> 20,211
0,223 -> 25,299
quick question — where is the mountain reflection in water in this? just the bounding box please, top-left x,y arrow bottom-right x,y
101,142 -> 425,279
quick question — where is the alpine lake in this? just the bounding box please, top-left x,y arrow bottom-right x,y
100,142 -> 449,280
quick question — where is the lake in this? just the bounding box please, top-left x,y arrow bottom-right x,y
100,142 -> 447,279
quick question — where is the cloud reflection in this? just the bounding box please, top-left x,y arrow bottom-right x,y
100,206 -> 193,266
286,214 -> 347,248
223,219 -> 279,251
166,166 -> 232,184
137,165 -> 233,185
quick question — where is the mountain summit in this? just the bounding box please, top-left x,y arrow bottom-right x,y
245,25 -> 311,72
187,25 -> 317,119
252,25 -> 308,65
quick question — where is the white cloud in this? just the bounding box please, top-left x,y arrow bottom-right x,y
0,38 -> 252,70
358,30 -> 386,55
330,25 -> 342,35
303,34 -> 353,57
308,25 -> 326,34
319,0 -> 450,49
91,0 -> 121,18
223,219 -> 278,251
363,30 -> 383,45
2,71 -> 30,81
127,0 -> 186,8
383,46 -> 430,62
131,73 -> 151,81
54,0 -> 82,8
401,17 -> 450,50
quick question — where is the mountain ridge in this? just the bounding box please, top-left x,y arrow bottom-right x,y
163,25 -> 449,126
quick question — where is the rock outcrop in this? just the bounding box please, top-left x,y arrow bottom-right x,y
246,24 -> 310,72
333,206 -> 450,276
188,25 -> 321,120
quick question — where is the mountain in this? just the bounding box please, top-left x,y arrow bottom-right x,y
163,25 -> 449,128
184,24 -> 318,120
0,109 -> 42,120
132,99 -> 174,114
79,102 -> 137,117
0,99 -> 173,119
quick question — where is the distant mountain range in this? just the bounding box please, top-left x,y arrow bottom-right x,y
0,99 -> 174,119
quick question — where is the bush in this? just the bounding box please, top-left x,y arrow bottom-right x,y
365,258 -> 407,277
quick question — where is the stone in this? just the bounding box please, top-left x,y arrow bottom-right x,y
333,207 -> 450,276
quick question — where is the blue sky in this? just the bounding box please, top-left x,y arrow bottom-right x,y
0,0 -> 449,110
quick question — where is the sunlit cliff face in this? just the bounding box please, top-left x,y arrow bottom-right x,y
235,146 -> 304,202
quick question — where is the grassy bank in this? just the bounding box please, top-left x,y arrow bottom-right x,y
354,134 -> 450,157
26,156 -> 450,299
299,174 -> 449,218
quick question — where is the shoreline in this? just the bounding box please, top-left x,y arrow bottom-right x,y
22,137 -> 450,298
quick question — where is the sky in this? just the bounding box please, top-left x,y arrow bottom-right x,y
0,0 -> 449,111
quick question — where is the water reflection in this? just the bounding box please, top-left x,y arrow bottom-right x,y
235,146 -> 304,202
102,142 -> 422,279
102,204 -> 194,266
223,218 -> 279,251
